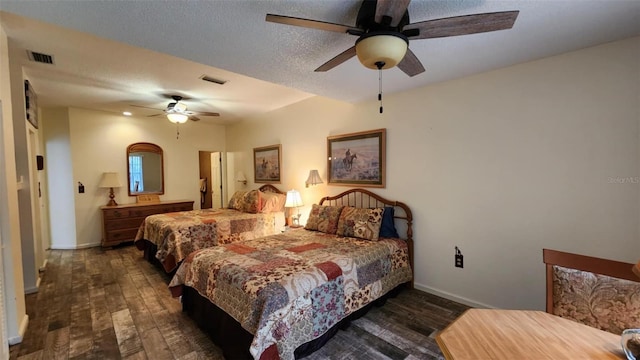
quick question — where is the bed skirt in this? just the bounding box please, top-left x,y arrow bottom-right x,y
181,283 -> 406,359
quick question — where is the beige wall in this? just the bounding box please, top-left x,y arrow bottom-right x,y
228,36 -> 640,310
41,107 -> 227,248
0,24 -> 27,344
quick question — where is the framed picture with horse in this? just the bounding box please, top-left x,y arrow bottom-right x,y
254,144 -> 282,183
327,128 -> 386,187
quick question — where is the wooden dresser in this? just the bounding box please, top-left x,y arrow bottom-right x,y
100,200 -> 194,247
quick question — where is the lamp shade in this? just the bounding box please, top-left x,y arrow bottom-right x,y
355,32 -> 408,70
634,260 -> 640,278
285,190 -> 303,208
98,172 -> 121,188
167,113 -> 188,124
305,170 -> 323,187
235,171 -> 247,182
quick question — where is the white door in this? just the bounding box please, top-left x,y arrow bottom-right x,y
211,152 -> 223,209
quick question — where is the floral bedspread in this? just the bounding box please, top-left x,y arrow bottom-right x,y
169,229 -> 412,360
134,208 -> 279,272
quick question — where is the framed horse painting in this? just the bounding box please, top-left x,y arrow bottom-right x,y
327,128 -> 386,188
254,144 -> 281,183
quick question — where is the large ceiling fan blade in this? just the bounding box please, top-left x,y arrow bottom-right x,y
189,115 -> 200,122
404,11 -> 519,40
192,111 -> 220,117
130,104 -> 161,111
266,14 -> 361,34
315,46 -> 357,72
375,0 -> 411,27
397,49 -> 425,77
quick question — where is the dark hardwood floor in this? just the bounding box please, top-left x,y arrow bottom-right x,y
9,245 -> 469,360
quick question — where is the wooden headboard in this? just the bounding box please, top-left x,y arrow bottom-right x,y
258,184 -> 284,194
320,188 -> 414,289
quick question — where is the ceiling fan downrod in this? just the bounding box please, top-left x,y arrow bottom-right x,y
376,61 -> 384,114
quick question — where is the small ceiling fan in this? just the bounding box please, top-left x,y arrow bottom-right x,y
266,0 -> 519,76
132,95 -> 220,123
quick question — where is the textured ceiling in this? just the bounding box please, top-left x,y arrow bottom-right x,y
1,0 -> 639,124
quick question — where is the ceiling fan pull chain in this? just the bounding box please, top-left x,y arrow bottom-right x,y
176,124 -> 180,139
377,61 -> 384,114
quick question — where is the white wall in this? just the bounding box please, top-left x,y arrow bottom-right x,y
227,36 -> 640,310
41,107 -> 226,248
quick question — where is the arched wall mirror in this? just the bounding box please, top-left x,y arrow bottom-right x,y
127,142 -> 164,196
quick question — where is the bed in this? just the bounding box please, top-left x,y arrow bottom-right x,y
134,184 -> 287,273
169,188 -> 414,359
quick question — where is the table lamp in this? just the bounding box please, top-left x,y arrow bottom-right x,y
285,189 -> 303,227
633,260 -> 640,279
99,172 -> 122,206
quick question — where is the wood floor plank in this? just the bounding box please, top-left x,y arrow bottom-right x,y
139,328 -> 173,360
43,326 -> 70,360
111,309 -> 143,357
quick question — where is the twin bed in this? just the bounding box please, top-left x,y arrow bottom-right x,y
167,188 -> 414,359
134,184 -> 287,272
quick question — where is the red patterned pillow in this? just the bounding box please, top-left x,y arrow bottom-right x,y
336,207 -> 384,241
239,190 -> 261,214
304,204 -> 344,234
228,190 -> 247,210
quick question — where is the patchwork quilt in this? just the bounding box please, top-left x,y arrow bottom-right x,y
169,229 -> 412,360
134,208 -> 279,272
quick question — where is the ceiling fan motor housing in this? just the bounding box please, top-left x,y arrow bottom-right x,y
354,0 -> 411,70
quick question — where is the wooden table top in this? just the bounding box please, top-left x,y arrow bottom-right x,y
436,309 -> 625,360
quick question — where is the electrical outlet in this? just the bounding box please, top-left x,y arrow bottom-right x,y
455,246 -> 464,268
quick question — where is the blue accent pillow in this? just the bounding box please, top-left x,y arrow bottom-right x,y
379,207 -> 399,238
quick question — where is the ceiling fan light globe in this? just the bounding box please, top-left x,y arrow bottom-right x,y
174,102 -> 187,112
167,113 -> 188,124
355,34 -> 408,70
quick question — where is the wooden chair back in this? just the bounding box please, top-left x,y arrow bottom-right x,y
543,248 -> 640,334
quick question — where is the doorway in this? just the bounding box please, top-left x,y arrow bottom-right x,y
198,151 -> 224,209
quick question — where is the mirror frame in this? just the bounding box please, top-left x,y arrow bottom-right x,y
126,142 -> 165,196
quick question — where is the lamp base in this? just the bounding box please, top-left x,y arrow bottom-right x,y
106,187 -> 118,206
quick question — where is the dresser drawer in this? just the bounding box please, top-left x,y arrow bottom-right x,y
104,228 -> 140,244
103,208 -> 131,219
104,217 -> 145,231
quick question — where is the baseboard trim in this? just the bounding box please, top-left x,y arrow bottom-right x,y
39,258 -> 48,272
8,315 -> 29,345
24,276 -> 42,294
51,242 -> 101,250
414,283 -> 495,309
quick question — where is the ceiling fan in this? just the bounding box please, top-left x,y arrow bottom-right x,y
266,0 -> 519,76
132,95 -> 220,123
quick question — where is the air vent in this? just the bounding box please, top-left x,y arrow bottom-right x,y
27,50 -> 55,65
200,75 -> 227,85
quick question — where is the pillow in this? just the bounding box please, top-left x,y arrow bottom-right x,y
228,190 -> 247,210
336,207 -> 384,241
239,190 -> 261,214
304,204 -> 344,234
260,191 -> 286,213
379,207 -> 399,238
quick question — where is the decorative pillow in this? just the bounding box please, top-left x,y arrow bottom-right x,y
304,204 -> 344,234
336,207 -> 384,241
228,190 -> 247,210
260,191 -> 286,213
239,190 -> 261,214
379,207 -> 399,238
